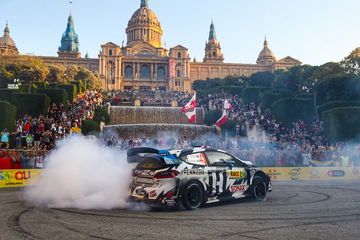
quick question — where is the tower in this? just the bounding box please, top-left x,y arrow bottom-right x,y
0,23 -> 19,56
203,21 -> 224,63
257,38 -> 276,65
58,14 -> 81,58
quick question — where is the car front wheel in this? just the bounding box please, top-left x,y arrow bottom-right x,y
251,176 -> 267,201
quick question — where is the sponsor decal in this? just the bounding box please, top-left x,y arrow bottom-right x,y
135,177 -> 154,185
327,170 -> 345,177
310,169 -> 320,179
186,153 -> 207,166
266,169 -> 281,180
149,190 -> 157,198
289,168 -> 301,181
135,188 -> 146,196
352,168 -> 359,176
135,170 -> 155,176
0,170 -> 41,188
229,170 -> 245,178
229,185 -> 245,192
183,168 -> 205,175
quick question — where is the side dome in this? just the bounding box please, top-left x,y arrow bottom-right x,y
0,24 -> 16,47
126,0 -> 163,48
257,39 -> 276,65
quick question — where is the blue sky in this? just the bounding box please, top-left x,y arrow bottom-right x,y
1,0 -> 359,66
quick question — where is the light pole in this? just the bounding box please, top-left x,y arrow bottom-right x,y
313,78 -> 318,119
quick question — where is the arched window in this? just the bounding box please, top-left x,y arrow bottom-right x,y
109,50 -> 113,56
177,70 -> 181,78
140,65 -> 151,79
157,67 -> 166,79
178,52 -> 182,59
125,66 -> 133,79
213,51 -> 216,57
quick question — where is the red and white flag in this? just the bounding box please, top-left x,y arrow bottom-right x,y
185,108 -> 196,123
224,99 -> 233,111
216,110 -> 227,127
182,93 -> 196,112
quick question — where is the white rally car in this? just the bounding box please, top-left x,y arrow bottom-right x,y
128,146 -> 271,209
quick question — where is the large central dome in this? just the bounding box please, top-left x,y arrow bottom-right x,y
126,0 -> 163,48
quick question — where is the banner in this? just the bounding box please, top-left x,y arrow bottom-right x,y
0,169 -> 42,188
261,167 -> 360,181
168,59 -> 176,78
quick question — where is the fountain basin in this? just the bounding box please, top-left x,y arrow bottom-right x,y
104,124 -> 216,139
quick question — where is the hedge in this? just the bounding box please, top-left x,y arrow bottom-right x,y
11,93 -> 50,118
323,107 -> 360,142
242,87 -> 273,104
262,89 -> 294,110
70,81 -> 82,94
204,109 -> 222,126
19,84 -> 36,93
36,88 -> 69,109
0,89 -> 18,102
32,81 -> 49,88
58,84 -> 77,102
295,93 -> 313,99
271,98 -> 314,127
81,119 -> 100,135
318,101 -> 360,119
0,101 -> 16,132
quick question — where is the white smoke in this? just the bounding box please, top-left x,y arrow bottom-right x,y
24,136 -> 132,210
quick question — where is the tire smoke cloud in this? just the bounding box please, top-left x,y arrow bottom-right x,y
24,136 -> 132,210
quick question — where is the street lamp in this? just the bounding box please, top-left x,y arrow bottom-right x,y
313,78 -> 318,119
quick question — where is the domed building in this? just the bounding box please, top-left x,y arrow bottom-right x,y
257,38 -> 276,65
38,0 -> 301,92
0,23 -> 19,56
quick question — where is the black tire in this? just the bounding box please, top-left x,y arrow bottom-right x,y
251,176 -> 267,201
181,181 -> 204,210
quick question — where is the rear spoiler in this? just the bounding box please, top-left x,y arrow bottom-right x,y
127,147 -> 159,163
127,147 -> 181,165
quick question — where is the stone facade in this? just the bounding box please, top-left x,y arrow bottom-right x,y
4,0 -> 302,92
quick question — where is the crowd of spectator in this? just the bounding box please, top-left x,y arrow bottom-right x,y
0,90 -> 103,169
1,90 -> 359,169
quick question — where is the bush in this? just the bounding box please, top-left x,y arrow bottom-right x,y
32,81 -> 49,88
295,93 -> 313,99
323,107 -> 360,142
318,101 -> 360,119
58,84 -> 77,102
19,84 -> 36,93
36,88 -> 69,109
204,109 -> 222,126
0,101 -> 16,132
11,93 -> 50,118
242,87 -> 273,104
271,98 -> 314,127
93,106 -> 110,124
0,89 -> 18,102
81,119 -> 100,135
70,81 -> 82,94
262,89 -> 294,110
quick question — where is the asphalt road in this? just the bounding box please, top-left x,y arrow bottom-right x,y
1,181 -> 360,240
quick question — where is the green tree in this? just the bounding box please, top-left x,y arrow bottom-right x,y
46,65 -> 66,83
248,71 -> 274,87
93,106 -> 110,124
340,47 -> 360,77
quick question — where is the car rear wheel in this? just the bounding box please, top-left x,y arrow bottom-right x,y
182,181 -> 204,210
251,176 -> 267,201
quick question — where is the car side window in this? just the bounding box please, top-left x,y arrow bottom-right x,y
180,153 -> 208,166
205,151 -> 234,165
